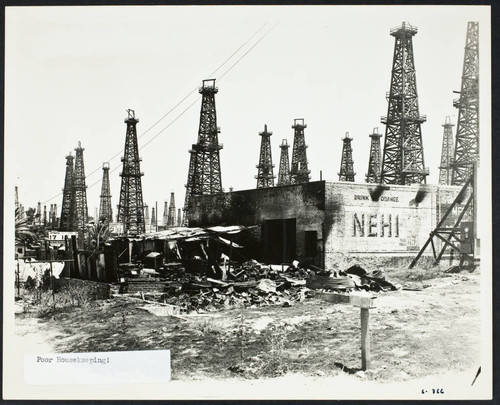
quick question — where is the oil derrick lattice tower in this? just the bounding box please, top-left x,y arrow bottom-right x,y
73,142 -> 89,234
177,208 -> 182,227
59,153 -> 75,231
167,192 -> 176,226
118,109 -> 145,236
163,201 -> 169,226
183,79 -> 223,225
99,162 -> 113,223
438,117 -> 455,185
15,186 -> 19,210
366,128 -> 382,183
277,139 -> 291,186
255,125 -> 275,188
338,132 -> 356,182
451,22 -> 479,186
151,207 -> 156,227
290,119 -> 310,184
380,22 -> 428,185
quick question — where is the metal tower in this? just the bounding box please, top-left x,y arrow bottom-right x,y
277,139 -> 291,186
438,116 -> 455,185
290,119 -> 310,184
144,204 -> 150,225
167,192 -> 176,226
338,132 -> 356,182
117,109 -> 145,236
15,186 -> 19,210
99,162 -> 113,223
366,128 -> 383,183
177,208 -> 182,227
73,141 -> 89,234
151,207 -> 156,226
451,22 -> 479,186
163,201 -> 169,226
183,79 -> 223,225
60,153 -> 75,231
380,22 -> 428,185
255,125 -> 275,188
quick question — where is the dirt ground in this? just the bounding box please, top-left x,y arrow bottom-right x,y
14,268 -> 482,387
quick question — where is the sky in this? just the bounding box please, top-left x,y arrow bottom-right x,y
5,5 -> 491,218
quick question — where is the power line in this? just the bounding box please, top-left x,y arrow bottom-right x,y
83,23 -> 269,182
42,23 -> 277,205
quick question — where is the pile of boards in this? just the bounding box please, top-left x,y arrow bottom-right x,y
127,261 -> 397,313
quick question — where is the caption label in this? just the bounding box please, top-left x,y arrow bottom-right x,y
25,350 -> 170,385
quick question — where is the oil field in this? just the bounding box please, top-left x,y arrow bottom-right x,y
5,6 -> 491,401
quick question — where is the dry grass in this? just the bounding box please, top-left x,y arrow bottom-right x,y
15,269 -> 481,383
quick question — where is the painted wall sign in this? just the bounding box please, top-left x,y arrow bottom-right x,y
352,213 -> 399,237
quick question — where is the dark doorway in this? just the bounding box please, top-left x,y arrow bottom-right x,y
304,230 -> 318,258
261,218 -> 296,263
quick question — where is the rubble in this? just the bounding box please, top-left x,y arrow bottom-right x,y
114,256 -> 398,314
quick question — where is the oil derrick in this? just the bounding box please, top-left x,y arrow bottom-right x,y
277,139 -> 291,186
43,205 -> 47,226
439,116 -> 455,185
255,125 -> 275,188
366,128 -> 382,183
338,132 -> 356,182
118,109 -> 145,236
36,202 -> 42,225
167,192 -> 176,226
60,153 -> 75,231
98,162 -> 113,223
73,142 -> 89,234
163,201 -> 169,226
451,22 -> 479,186
290,119 -> 310,184
183,79 -> 223,225
144,204 -> 150,225
380,22 -> 428,185
177,208 -> 182,227
151,207 -> 156,226
15,186 -> 19,210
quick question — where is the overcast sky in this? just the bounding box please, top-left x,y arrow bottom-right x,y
5,5 -> 491,218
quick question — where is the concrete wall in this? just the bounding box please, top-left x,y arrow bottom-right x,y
190,182 -> 326,264
189,181 -> 462,266
323,182 -> 462,267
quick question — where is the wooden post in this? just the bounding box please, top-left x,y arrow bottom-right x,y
360,307 -> 370,370
49,261 -> 55,308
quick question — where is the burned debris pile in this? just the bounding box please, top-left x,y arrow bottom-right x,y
109,227 -> 398,313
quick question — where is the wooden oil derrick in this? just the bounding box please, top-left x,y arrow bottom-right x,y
183,79 -> 223,225
366,128 -> 382,183
255,125 -> 275,188
277,139 -> 291,186
380,22 -> 428,185
438,117 -> 455,185
451,22 -> 479,186
338,132 -> 356,182
117,109 -> 145,236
